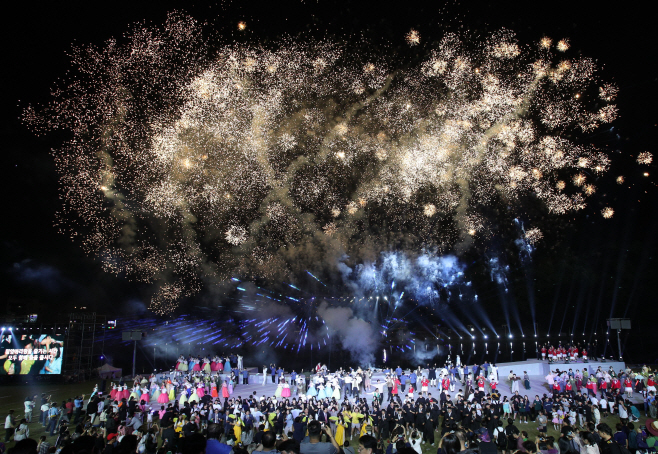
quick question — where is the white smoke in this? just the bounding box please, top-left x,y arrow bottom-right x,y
317,300 -> 377,367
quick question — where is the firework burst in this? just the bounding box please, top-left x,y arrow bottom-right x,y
24,14 -> 626,312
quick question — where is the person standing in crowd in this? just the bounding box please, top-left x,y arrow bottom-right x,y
4,410 -> 15,442
47,402 -> 61,436
24,396 -> 35,423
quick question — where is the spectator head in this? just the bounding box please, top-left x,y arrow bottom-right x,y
596,423 -> 613,439
307,420 -> 322,439
278,439 -> 300,454
581,432 -> 597,446
441,433 -> 462,454
119,435 -> 138,454
207,423 -> 221,440
358,435 -> 377,454
181,433 -> 207,454
522,440 -> 537,454
11,439 -> 38,454
262,431 -> 277,449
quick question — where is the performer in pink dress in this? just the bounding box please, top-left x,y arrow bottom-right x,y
140,386 -> 150,403
157,385 -> 169,404
221,382 -> 229,398
196,383 -> 205,398
281,380 -> 291,398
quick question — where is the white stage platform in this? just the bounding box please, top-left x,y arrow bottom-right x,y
489,358 -> 625,378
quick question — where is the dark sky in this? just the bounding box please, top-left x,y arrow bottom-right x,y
1,1 -> 656,361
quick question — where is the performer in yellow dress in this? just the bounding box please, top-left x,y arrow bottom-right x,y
335,416 -> 346,447
360,415 -> 374,437
233,414 -> 243,444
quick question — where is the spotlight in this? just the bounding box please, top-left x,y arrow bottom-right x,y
484,335 -> 488,339
509,334 -> 513,339
534,334 -> 538,337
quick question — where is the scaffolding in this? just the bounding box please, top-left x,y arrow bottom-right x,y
63,312 -> 107,380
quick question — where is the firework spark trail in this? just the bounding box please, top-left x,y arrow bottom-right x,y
25,14 -> 624,313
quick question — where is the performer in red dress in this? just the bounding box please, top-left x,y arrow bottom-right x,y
442,376 -> 450,393
586,379 -> 593,396
599,378 -> 607,397
552,381 -> 560,395
623,377 -> 633,398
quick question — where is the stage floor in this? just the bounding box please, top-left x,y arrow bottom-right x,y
163,358 -> 639,408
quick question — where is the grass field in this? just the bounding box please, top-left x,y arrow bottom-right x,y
0,379 -> 649,454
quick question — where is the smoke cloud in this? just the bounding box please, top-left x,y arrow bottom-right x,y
317,300 -> 377,366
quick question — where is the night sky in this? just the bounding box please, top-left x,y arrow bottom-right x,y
1,1 -> 657,368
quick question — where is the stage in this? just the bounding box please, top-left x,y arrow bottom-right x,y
157,358 -> 635,406
492,358 -> 626,378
